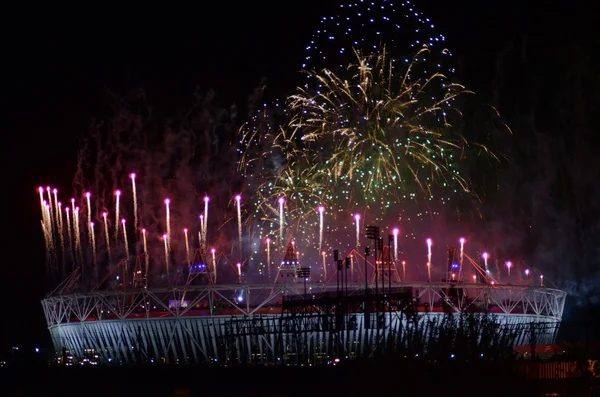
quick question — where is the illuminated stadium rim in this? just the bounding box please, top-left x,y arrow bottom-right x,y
42,282 -> 567,327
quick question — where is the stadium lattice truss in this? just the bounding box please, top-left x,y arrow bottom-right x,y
42,282 -> 566,365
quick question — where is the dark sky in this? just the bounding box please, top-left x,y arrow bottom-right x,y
0,1 -> 595,353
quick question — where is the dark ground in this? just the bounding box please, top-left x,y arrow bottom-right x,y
1,361 -> 597,397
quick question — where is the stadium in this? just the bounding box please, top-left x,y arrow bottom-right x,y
37,0 -> 566,366
42,241 -> 567,365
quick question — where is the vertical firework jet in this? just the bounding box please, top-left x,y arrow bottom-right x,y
74,207 -> 82,263
90,221 -> 96,280
122,219 -> 129,259
57,201 -> 65,272
102,212 -> 111,263
426,238 -> 432,281
483,252 -> 489,273
39,187 -> 52,263
86,192 -> 92,259
45,188 -> 55,255
130,173 -> 138,232
211,248 -> 217,282
459,237 -> 466,279
142,229 -> 149,286
278,197 -> 285,244
85,192 -> 91,231
354,214 -> 361,249
266,238 -> 271,279
235,195 -> 242,256
203,196 -> 209,247
53,189 -> 59,239
318,206 -> 325,254
46,187 -> 54,236
393,228 -> 399,263
52,188 -> 58,219
38,187 -> 45,216
122,219 -> 130,284
114,190 -> 121,241
65,206 -> 74,266
164,198 -> 171,251
184,229 -> 190,267
163,234 -> 169,276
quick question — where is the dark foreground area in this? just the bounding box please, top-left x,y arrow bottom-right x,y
1,361 -> 598,397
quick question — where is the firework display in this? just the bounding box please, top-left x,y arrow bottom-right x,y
38,0 -> 566,366
240,54 -> 496,276
37,179 -> 549,288
36,0 -> 532,291
302,0 -> 453,75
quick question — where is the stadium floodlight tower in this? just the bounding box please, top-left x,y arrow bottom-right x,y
132,255 -> 145,288
275,241 -> 300,283
365,226 -> 382,294
297,267 -> 311,296
187,248 -> 215,285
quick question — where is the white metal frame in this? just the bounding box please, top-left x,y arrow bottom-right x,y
42,282 -> 566,364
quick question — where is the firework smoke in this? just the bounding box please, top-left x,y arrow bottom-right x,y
56,88 -> 246,287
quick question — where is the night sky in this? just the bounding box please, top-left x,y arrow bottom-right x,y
1,1 -> 596,353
